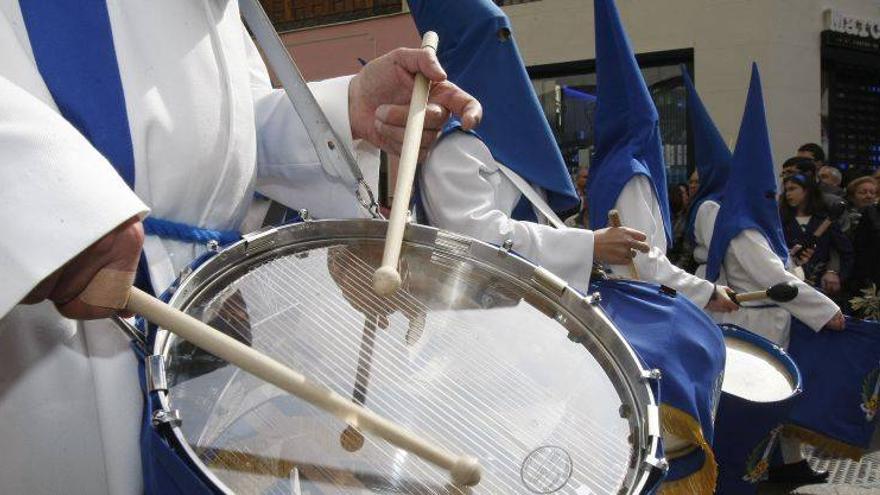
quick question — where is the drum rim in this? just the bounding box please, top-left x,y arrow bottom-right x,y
149,218 -> 665,494
719,324 -> 804,401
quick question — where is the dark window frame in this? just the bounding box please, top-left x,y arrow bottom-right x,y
527,48 -> 696,182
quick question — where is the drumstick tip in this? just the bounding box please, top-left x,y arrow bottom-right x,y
373,266 -> 401,296
450,455 -> 482,487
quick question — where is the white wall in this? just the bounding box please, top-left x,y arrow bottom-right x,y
504,0 -> 880,168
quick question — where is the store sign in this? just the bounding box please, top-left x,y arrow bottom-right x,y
826,10 -> 880,40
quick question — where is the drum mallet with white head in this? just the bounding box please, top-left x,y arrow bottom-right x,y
82,270 -> 483,487
607,209 -> 641,280
373,32 -> 439,297
730,282 -> 799,305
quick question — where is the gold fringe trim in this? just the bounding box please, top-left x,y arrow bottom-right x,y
783,424 -> 866,461
658,404 -> 717,495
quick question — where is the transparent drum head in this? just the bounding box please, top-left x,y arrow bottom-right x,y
153,220 -> 661,494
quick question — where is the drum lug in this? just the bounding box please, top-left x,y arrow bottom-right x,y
242,227 -> 278,253
641,368 -> 662,381
501,238 -> 514,252
146,355 -> 168,393
298,209 -> 312,222
533,267 -> 567,296
152,408 -> 182,428
435,231 -> 472,256
586,292 -> 602,305
644,455 -> 669,473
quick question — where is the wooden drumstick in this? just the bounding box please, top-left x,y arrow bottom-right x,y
340,314 -> 379,452
82,272 -> 482,487
608,209 -> 640,280
373,31 -> 439,297
730,282 -> 799,304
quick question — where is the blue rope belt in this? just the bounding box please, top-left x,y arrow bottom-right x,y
143,217 -> 240,247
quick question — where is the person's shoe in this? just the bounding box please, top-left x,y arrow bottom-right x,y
766,460 -> 829,484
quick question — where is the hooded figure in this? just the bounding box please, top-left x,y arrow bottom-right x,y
701,64 -> 841,347
412,0 -> 649,293
587,0 -> 734,312
702,64 -> 843,485
410,0 -> 577,213
681,66 -> 733,281
682,66 -> 731,245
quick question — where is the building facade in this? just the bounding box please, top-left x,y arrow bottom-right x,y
266,0 -> 880,181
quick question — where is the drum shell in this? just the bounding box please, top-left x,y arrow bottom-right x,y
140,219 -> 665,495
714,325 -> 802,494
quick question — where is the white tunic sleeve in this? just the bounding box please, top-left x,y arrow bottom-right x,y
692,200 -> 719,280
726,230 -> 840,332
242,30 -> 379,219
419,132 -> 595,293
0,74 -> 148,319
612,176 -> 715,308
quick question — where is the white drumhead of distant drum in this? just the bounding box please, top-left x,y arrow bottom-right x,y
722,337 -> 794,402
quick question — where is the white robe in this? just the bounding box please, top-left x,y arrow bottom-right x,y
610,176 -> 715,308
0,1 -> 377,493
693,200 -> 839,347
419,132 -> 595,293
419,133 -> 715,309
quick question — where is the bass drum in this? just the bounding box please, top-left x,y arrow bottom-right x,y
146,219 -> 664,494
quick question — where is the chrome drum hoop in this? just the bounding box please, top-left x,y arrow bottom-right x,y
149,219 -> 664,494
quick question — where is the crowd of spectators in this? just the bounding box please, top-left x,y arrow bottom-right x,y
782,144 -> 879,316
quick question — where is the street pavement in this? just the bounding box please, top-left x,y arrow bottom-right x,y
758,426 -> 880,494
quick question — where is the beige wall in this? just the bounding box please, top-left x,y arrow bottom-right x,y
279,13 -> 419,82
506,0 -> 880,168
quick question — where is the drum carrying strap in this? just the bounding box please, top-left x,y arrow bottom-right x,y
238,0 -> 382,219
496,163 -> 567,229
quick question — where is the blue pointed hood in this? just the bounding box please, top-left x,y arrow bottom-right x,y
682,65 -> 732,243
408,0 -> 579,214
706,64 -> 788,281
587,0 -> 671,245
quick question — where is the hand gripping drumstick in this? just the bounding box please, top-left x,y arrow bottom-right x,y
82,269 -> 482,487
373,32 -> 439,297
729,282 -> 799,305
607,209 -> 640,280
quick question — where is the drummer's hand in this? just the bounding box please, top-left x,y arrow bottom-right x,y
21,217 -> 143,320
705,285 -> 739,313
593,227 -> 650,265
825,311 -> 845,331
349,46 -> 482,161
